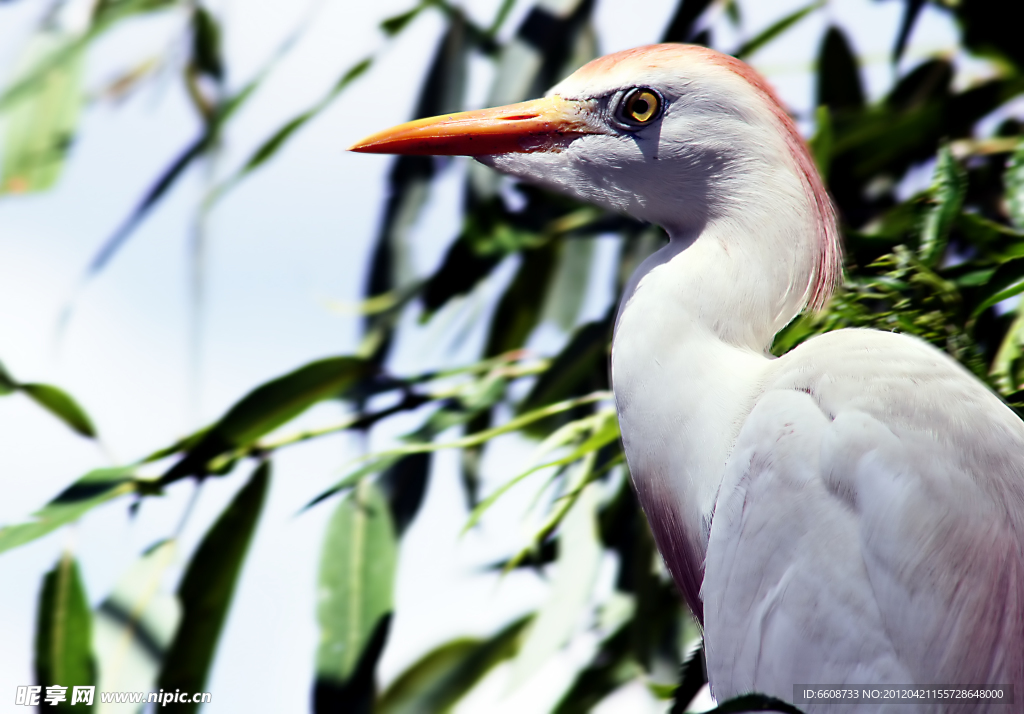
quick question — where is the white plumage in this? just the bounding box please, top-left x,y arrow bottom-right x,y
702,329 -> 1024,711
352,43 -> 1024,712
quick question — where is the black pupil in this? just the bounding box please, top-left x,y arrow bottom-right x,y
633,98 -> 649,115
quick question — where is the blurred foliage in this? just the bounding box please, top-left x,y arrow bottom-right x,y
2,0 -> 1024,712
156,461 -> 268,711
35,554 -> 96,710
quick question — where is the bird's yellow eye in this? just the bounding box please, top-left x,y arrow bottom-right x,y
620,88 -> 661,126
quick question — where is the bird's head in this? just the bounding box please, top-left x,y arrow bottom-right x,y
351,43 -> 839,311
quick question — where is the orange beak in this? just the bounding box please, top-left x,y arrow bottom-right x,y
348,95 -> 599,156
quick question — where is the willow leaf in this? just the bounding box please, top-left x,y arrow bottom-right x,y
816,26 -> 864,112
162,356 -> 369,483
810,106 -> 833,181
463,409 -> 617,532
551,620 -> 639,714
20,383 -> 97,438
0,361 -> 97,438
157,461 -> 270,708
241,58 -> 370,176
364,11 -> 470,362
1,30 -> 84,194
919,145 -> 966,267
0,467 -> 136,556
378,618 -> 529,714
991,310 -> 1024,394
507,480 -> 601,690
358,392 -> 609,466
0,0 -> 176,111
94,540 -> 181,706
669,643 -> 708,713
1007,139 -> 1024,231
734,1 -> 822,60
891,0 -> 926,64
661,0 -> 715,43
36,554 -> 96,699
315,478 -> 397,712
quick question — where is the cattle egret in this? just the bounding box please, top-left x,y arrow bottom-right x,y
351,45 -> 1024,711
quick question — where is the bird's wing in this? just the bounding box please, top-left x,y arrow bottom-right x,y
702,329 -> 1024,712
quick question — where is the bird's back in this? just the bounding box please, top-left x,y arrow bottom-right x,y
703,327 -> 1024,712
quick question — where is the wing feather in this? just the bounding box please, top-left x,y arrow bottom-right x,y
703,329 -> 1024,713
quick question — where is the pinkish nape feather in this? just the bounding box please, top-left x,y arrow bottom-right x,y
573,44 -> 843,313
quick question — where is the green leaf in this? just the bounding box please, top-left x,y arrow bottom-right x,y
162,356 -> 369,482
142,427 -> 213,464
519,317 -> 610,434
661,0 -> 715,43
315,478 -> 398,712
20,383 -> 97,438
0,359 -> 16,394
421,235 -> 502,315
461,404 -> 616,532
378,618 -> 529,714
190,7 -> 223,81
1,30 -> 84,194
219,357 -> 368,445
734,1 -> 822,60
551,621 -> 639,714
364,13 -> 470,362
379,453 -> 431,536
891,0 -> 925,64
919,145 -> 966,267
953,0 -> 1024,71
816,26 -> 864,113
669,644 -> 707,713
303,371 -> 515,512
0,467 -> 136,556
333,392 -> 607,485
92,0 -> 180,28
992,309 -> 1024,395
381,0 -> 431,36
525,409 -> 618,479
971,256 -> 1024,317
885,58 -> 953,113
437,23 -> 604,357
237,58 -> 371,176
457,405 -> 614,530
303,454 -> 403,513
487,0 -> 518,36
1007,139 -> 1024,231
507,481 -> 602,690
35,554 -> 96,700
542,238 -> 594,331
810,106 -> 833,181
70,6 -> 301,288
0,0 -> 175,112
78,137 -> 208,284
0,360 -> 96,436
955,211 -> 1024,261
485,241 -> 560,356
94,540 -> 181,699
484,0 -> 592,109
157,461 -> 270,705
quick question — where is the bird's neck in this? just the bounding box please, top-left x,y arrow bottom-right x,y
610,197 -> 821,615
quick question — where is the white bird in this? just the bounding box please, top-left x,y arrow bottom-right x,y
351,44 -> 1024,711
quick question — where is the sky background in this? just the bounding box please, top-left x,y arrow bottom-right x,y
0,0 -> 980,711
